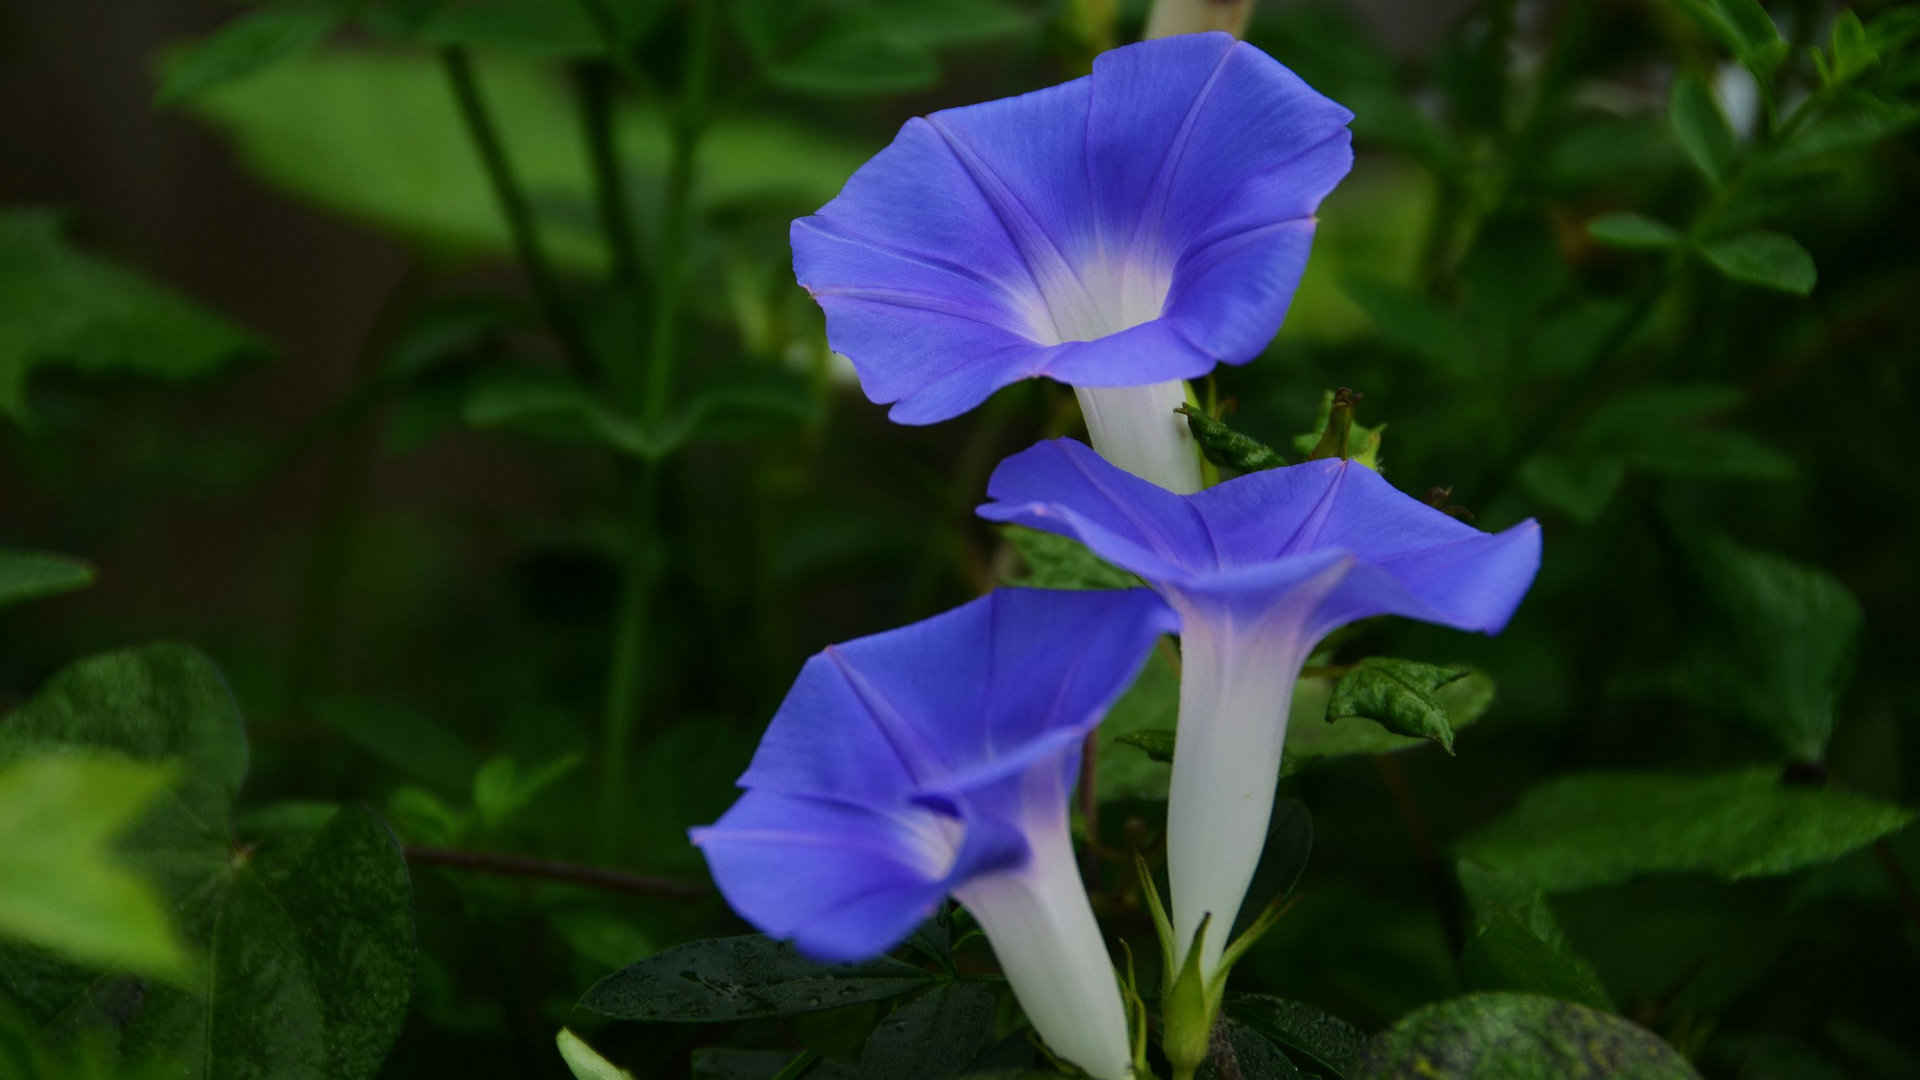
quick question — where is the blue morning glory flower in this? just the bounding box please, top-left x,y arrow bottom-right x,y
792,32 -> 1352,492
693,587 -> 1177,1080
978,439 -> 1541,976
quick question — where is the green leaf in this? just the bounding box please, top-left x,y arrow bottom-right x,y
1669,73 -> 1737,186
1116,728 -> 1176,764
557,1029 -> 636,1080
1095,646 -> 1181,802
0,550 -> 95,609
1325,658 -> 1472,754
999,526 -> 1141,591
853,981 -> 998,1079
412,0 -> 606,58
182,50 -> 869,271
155,2 -> 347,105
0,648 -> 413,1080
463,375 -> 657,456
1517,455 -> 1627,523
1456,861 -> 1613,1011
1284,667 -> 1495,775
472,752 -> 583,828
1772,92 -> 1920,164
580,935 -> 936,1022
1825,11 -> 1877,84
1684,535 -> 1863,761
1586,212 -> 1683,250
1353,992 -> 1700,1078
1573,384 -> 1796,479
766,27 -> 940,97
1458,767 -> 1916,893
1176,404 -> 1290,473
731,0 -> 1028,99
1676,0 -> 1786,79
0,753 -> 193,982
1223,994 -> 1366,1078
1201,1016 -> 1310,1080
1292,388 -> 1385,468
1340,279 -> 1476,379
0,210 -> 257,422
0,643 -> 248,832
1700,231 -> 1817,295
311,696 -> 482,793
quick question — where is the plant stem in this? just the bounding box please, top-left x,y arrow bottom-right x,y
598,461 -> 659,858
643,0 -> 715,427
405,844 -> 706,898
440,45 -> 598,384
575,61 -> 642,290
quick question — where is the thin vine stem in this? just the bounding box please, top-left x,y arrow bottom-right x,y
405,845 -> 707,898
440,45 -> 599,384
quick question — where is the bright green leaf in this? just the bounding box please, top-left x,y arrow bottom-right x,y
1353,992 -> 1700,1078
1116,728 -> 1176,764
1587,212 -> 1683,250
155,2 -> 347,105
1456,861 -> 1614,1010
0,549 -> 95,609
0,753 -> 192,982
182,50 -> 870,271
1325,658 -> 1472,754
1458,767 -> 1916,893
472,752 -> 583,828
1669,73 -> 1737,186
557,1029 -> 636,1080
580,934 -> 935,1022
1700,231 -> 1817,295
0,210 -> 258,422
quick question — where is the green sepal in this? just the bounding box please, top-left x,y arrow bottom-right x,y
1292,389 -> 1384,469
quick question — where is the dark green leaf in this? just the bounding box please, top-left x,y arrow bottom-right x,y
1284,667 -> 1495,774
1116,728 -> 1176,764
1676,0 -> 1786,78
579,935 -> 935,1022
1586,212 -> 1683,250
0,210 -> 257,422
413,0 -> 605,58
767,28 -> 939,97
1340,279 -> 1476,379
155,3 -> 347,105
0,753 -> 192,981
1096,646 -> 1180,802
1700,231 -> 1817,295
311,697 -> 481,793
1669,73 -> 1736,186
1517,455 -> 1626,523
1200,1015 -> 1309,1080
1000,526 -> 1141,591
0,550 -> 94,609
1353,992 -> 1700,1079
854,981 -> 998,1079
1456,861 -> 1613,1011
1773,92 -> 1920,164
463,375 -> 657,457
1685,535 -> 1862,761
1224,994 -> 1366,1079
1325,658 -> 1472,754
2,643 -> 248,831
1570,385 -> 1795,480
1458,767 -> 1916,892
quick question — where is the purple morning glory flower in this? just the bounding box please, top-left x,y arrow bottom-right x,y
693,587 -> 1177,1080
792,32 -> 1352,492
978,439 -> 1541,975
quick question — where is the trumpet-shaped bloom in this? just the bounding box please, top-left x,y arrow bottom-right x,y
694,588 -> 1177,1080
792,32 -> 1352,491
978,439 -> 1541,975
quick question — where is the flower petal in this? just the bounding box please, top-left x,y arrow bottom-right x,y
692,791 -> 956,962
978,437 -> 1209,581
737,585 -> 1173,800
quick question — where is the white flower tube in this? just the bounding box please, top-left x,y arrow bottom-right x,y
1077,380 -> 1204,494
1162,607 -> 1319,977
955,766 -> 1135,1080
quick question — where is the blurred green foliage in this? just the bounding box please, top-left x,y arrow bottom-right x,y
3,0 -> 1919,1077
